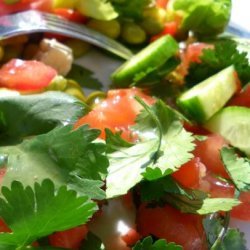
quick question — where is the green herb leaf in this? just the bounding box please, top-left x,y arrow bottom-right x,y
67,64 -> 103,90
221,147 -> 250,191
81,232 -> 106,250
133,236 -> 182,250
0,125 -> 108,200
212,228 -> 247,250
186,40 -> 250,85
172,0 -> 231,36
140,175 -> 189,202
165,191 -> 240,215
106,100 -> 195,198
0,91 -> 86,143
111,0 -> 152,20
0,179 -> 96,248
76,0 -> 118,20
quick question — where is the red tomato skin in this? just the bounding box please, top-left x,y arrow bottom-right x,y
121,228 -> 141,247
0,219 -> 11,233
0,0 -> 52,15
193,134 -> 230,179
137,204 -> 207,250
228,84 -> 250,108
0,59 -> 57,92
231,192 -> 250,221
53,8 -> 87,23
49,225 -> 88,249
172,157 -> 201,188
74,88 -> 155,140
150,21 -> 178,42
155,0 -> 169,8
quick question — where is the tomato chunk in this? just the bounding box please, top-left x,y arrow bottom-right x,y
74,88 -> 155,140
193,134 -> 230,179
49,225 -> 88,249
0,59 -> 57,92
172,157 -> 201,189
231,192 -> 250,221
228,84 -> 250,108
137,204 -> 207,250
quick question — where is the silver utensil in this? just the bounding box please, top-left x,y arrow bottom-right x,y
0,10 -> 133,60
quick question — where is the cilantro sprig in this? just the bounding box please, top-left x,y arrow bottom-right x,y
106,99 -> 195,198
221,147 -> 250,191
0,125 -> 108,200
186,39 -> 250,85
0,179 -> 96,249
132,236 -> 182,250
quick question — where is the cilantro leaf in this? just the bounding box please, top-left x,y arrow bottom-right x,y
221,147 -> 250,191
139,175 -> 189,202
165,191 -> 240,214
67,64 -> 103,90
106,100 -> 195,198
132,236 -> 182,250
212,229 -> 247,250
0,91 -> 86,143
81,232 -> 106,250
111,0 -> 152,21
0,125 -> 108,200
186,40 -> 250,85
0,179 -> 96,248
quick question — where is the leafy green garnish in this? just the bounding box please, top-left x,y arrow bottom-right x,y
0,125 -> 107,200
172,0 -> 231,36
106,100 -> 195,198
0,91 -> 86,142
82,232 -> 105,250
203,215 -> 247,250
111,0 -> 152,20
186,40 -> 250,85
139,175 -> 189,202
165,191 -> 240,214
67,64 -> 103,90
132,236 -> 182,250
76,0 -> 118,20
221,147 -> 250,191
0,179 -> 96,249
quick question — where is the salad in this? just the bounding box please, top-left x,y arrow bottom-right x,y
0,0 -> 249,249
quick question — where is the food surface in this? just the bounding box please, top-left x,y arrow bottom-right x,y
0,0 -> 249,250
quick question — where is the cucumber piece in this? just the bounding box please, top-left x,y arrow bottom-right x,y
111,35 -> 179,87
205,106 -> 250,157
177,66 -> 238,123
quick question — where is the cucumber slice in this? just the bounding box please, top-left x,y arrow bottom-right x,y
111,35 -> 179,87
177,66 -> 238,123
205,106 -> 250,157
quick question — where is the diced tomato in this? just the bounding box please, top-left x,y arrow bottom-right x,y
53,8 -> 87,23
0,59 -> 57,92
193,134 -> 230,179
121,228 -> 141,247
49,225 -> 88,249
178,43 -> 213,77
172,157 -> 201,189
200,173 -> 235,198
231,192 -> 250,221
0,219 -> 11,233
155,0 -> 169,8
0,0 -> 52,15
228,84 -> 250,108
74,88 -> 155,141
183,121 -> 209,135
137,203 -> 207,250
150,22 -> 178,42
